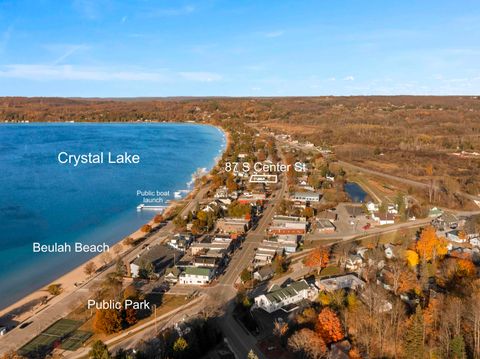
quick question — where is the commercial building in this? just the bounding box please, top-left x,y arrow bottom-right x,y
268,216 -> 308,235
291,191 -> 321,203
216,217 -> 249,234
129,244 -> 178,278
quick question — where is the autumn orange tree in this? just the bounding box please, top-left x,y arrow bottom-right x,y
456,258 -> 476,277
93,308 -> 123,334
304,247 -> 329,275
315,307 -> 344,344
416,226 -> 448,262
153,214 -> 164,223
140,224 -> 152,233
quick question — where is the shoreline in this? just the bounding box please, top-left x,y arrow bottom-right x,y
0,122 -> 229,324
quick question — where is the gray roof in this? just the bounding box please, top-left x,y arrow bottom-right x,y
256,265 -> 274,278
132,244 -> 171,266
265,280 -> 310,303
440,212 -> 459,223
194,256 -> 218,265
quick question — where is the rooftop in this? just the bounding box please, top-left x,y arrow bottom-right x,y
183,267 -> 212,277
265,279 -> 310,303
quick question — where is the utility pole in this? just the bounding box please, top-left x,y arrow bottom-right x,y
154,304 -> 157,334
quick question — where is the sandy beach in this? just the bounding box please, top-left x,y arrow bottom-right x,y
0,124 -> 230,327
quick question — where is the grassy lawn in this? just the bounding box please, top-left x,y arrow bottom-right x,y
320,265 -> 343,277
360,227 -> 419,247
152,294 -> 189,316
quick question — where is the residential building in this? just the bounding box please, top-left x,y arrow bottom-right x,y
428,207 -> 444,218
253,279 -> 319,313
167,233 -> 194,252
366,201 -> 379,212
253,265 -> 275,282
371,211 -> 395,225
432,212 -> 459,229
178,267 -> 213,285
254,244 -> 282,266
165,267 -> 180,283
316,274 -> 365,292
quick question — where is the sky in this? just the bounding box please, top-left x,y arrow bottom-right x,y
0,0 -> 480,97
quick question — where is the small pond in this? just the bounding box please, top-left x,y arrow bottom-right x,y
345,182 -> 368,203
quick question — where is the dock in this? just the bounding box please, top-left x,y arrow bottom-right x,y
136,204 -> 166,212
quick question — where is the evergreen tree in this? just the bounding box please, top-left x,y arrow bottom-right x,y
89,340 -> 111,359
403,305 -> 425,359
450,335 -> 466,359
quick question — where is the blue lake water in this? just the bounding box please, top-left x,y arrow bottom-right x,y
0,123 -> 225,310
345,182 -> 368,203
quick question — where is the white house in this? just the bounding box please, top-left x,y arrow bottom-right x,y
165,267 -> 180,283
253,279 -> 318,313
178,267 -> 213,285
371,211 -> 395,225
366,201 -> 379,212
167,233 -> 194,252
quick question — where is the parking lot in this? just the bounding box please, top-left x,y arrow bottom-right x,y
307,203 -> 372,241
